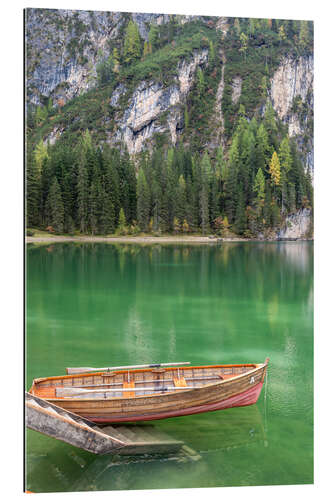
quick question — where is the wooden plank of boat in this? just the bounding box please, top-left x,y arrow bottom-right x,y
29,359 -> 269,423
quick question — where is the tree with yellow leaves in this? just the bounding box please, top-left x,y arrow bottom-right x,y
269,151 -> 281,187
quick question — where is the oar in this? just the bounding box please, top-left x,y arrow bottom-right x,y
56,386 -> 195,397
66,362 -> 191,375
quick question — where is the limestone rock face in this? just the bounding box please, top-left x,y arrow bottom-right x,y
270,55 -> 313,135
25,9 -> 173,107
111,49 -> 208,154
231,76 -> 242,104
26,9 -> 124,106
270,55 -> 313,177
277,208 -> 312,239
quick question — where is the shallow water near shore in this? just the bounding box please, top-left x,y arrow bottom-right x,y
25,241 -> 313,492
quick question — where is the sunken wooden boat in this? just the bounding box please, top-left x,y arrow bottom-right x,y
29,359 -> 269,423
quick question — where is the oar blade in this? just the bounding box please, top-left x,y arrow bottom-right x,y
66,367 -> 100,375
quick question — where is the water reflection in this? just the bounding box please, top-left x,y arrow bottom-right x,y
26,242 -> 313,490
26,405 -> 266,493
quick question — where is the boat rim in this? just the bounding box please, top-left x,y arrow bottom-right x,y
31,361 -> 268,402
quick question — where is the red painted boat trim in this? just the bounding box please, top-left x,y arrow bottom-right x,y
88,382 -> 263,423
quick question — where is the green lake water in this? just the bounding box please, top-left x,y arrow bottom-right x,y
25,241 -> 313,492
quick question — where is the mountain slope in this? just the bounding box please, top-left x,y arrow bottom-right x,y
25,10 -> 314,239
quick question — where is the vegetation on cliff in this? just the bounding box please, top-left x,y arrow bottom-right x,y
26,13 -> 313,237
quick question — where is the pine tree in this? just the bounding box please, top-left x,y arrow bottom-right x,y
184,104 -> 189,130
100,189 -> 115,234
197,68 -> 205,95
239,32 -> 248,60
234,186 -> 247,234
234,18 -> 241,35
148,24 -> 159,51
137,168 -> 150,232
253,168 -> 265,207
117,207 -> 127,234
255,123 -> 271,173
209,40 -> 215,63
175,174 -> 187,224
278,136 -> 292,211
46,177 -> 64,233
27,140 -> 48,227
123,20 -> 142,64
224,134 -> 240,224
34,140 -> 49,174
113,48 -> 120,72
199,152 -> 211,234
264,102 -> 278,139
299,21 -> 309,52
278,25 -> 287,44
143,41 -> 150,58
88,181 -> 99,234
77,150 -> 89,234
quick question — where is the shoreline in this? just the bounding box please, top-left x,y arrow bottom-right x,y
25,235 -> 312,244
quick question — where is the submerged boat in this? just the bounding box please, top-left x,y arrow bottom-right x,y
29,359 -> 269,423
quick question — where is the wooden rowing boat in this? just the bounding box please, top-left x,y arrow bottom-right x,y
29,359 -> 269,423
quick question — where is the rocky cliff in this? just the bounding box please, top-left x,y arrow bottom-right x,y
26,10 -> 314,164
25,10 -> 314,238
270,55 -> 314,176
277,208 -> 312,239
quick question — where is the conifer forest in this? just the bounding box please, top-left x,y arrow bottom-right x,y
26,11 -> 313,238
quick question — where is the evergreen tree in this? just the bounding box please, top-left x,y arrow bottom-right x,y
278,136 -> 292,211
255,123 -> 271,173
117,207 -> 127,234
209,40 -> 215,63
263,180 -> 272,228
148,24 -> 159,51
88,181 -> 99,234
77,145 -> 89,233
46,177 -> 64,233
234,186 -> 247,234
137,168 -> 150,231
102,147 -> 120,221
224,134 -> 240,224
100,188 -> 115,234
113,48 -> 120,72
34,140 -> 49,174
197,67 -> 205,95
239,32 -> 248,60
253,168 -> 265,207
175,174 -> 187,224
26,145 -> 43,227
199,152 -> 211,234
123,20 -> 142,64
299,21 -> 309,52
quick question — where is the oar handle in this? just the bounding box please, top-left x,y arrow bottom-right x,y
66,362 -> 191,375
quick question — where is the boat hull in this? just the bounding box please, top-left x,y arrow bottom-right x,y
89,382 -> 264,423
36,363 -> 268,423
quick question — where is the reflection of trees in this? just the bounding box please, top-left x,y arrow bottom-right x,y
27,241 -> 313,372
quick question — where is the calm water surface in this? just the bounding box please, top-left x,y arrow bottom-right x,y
25,242 -> 313,492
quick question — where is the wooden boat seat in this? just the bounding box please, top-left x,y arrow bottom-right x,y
173,377 -> 187,387
123,381 -> 135,398
34,386 -> 57,398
